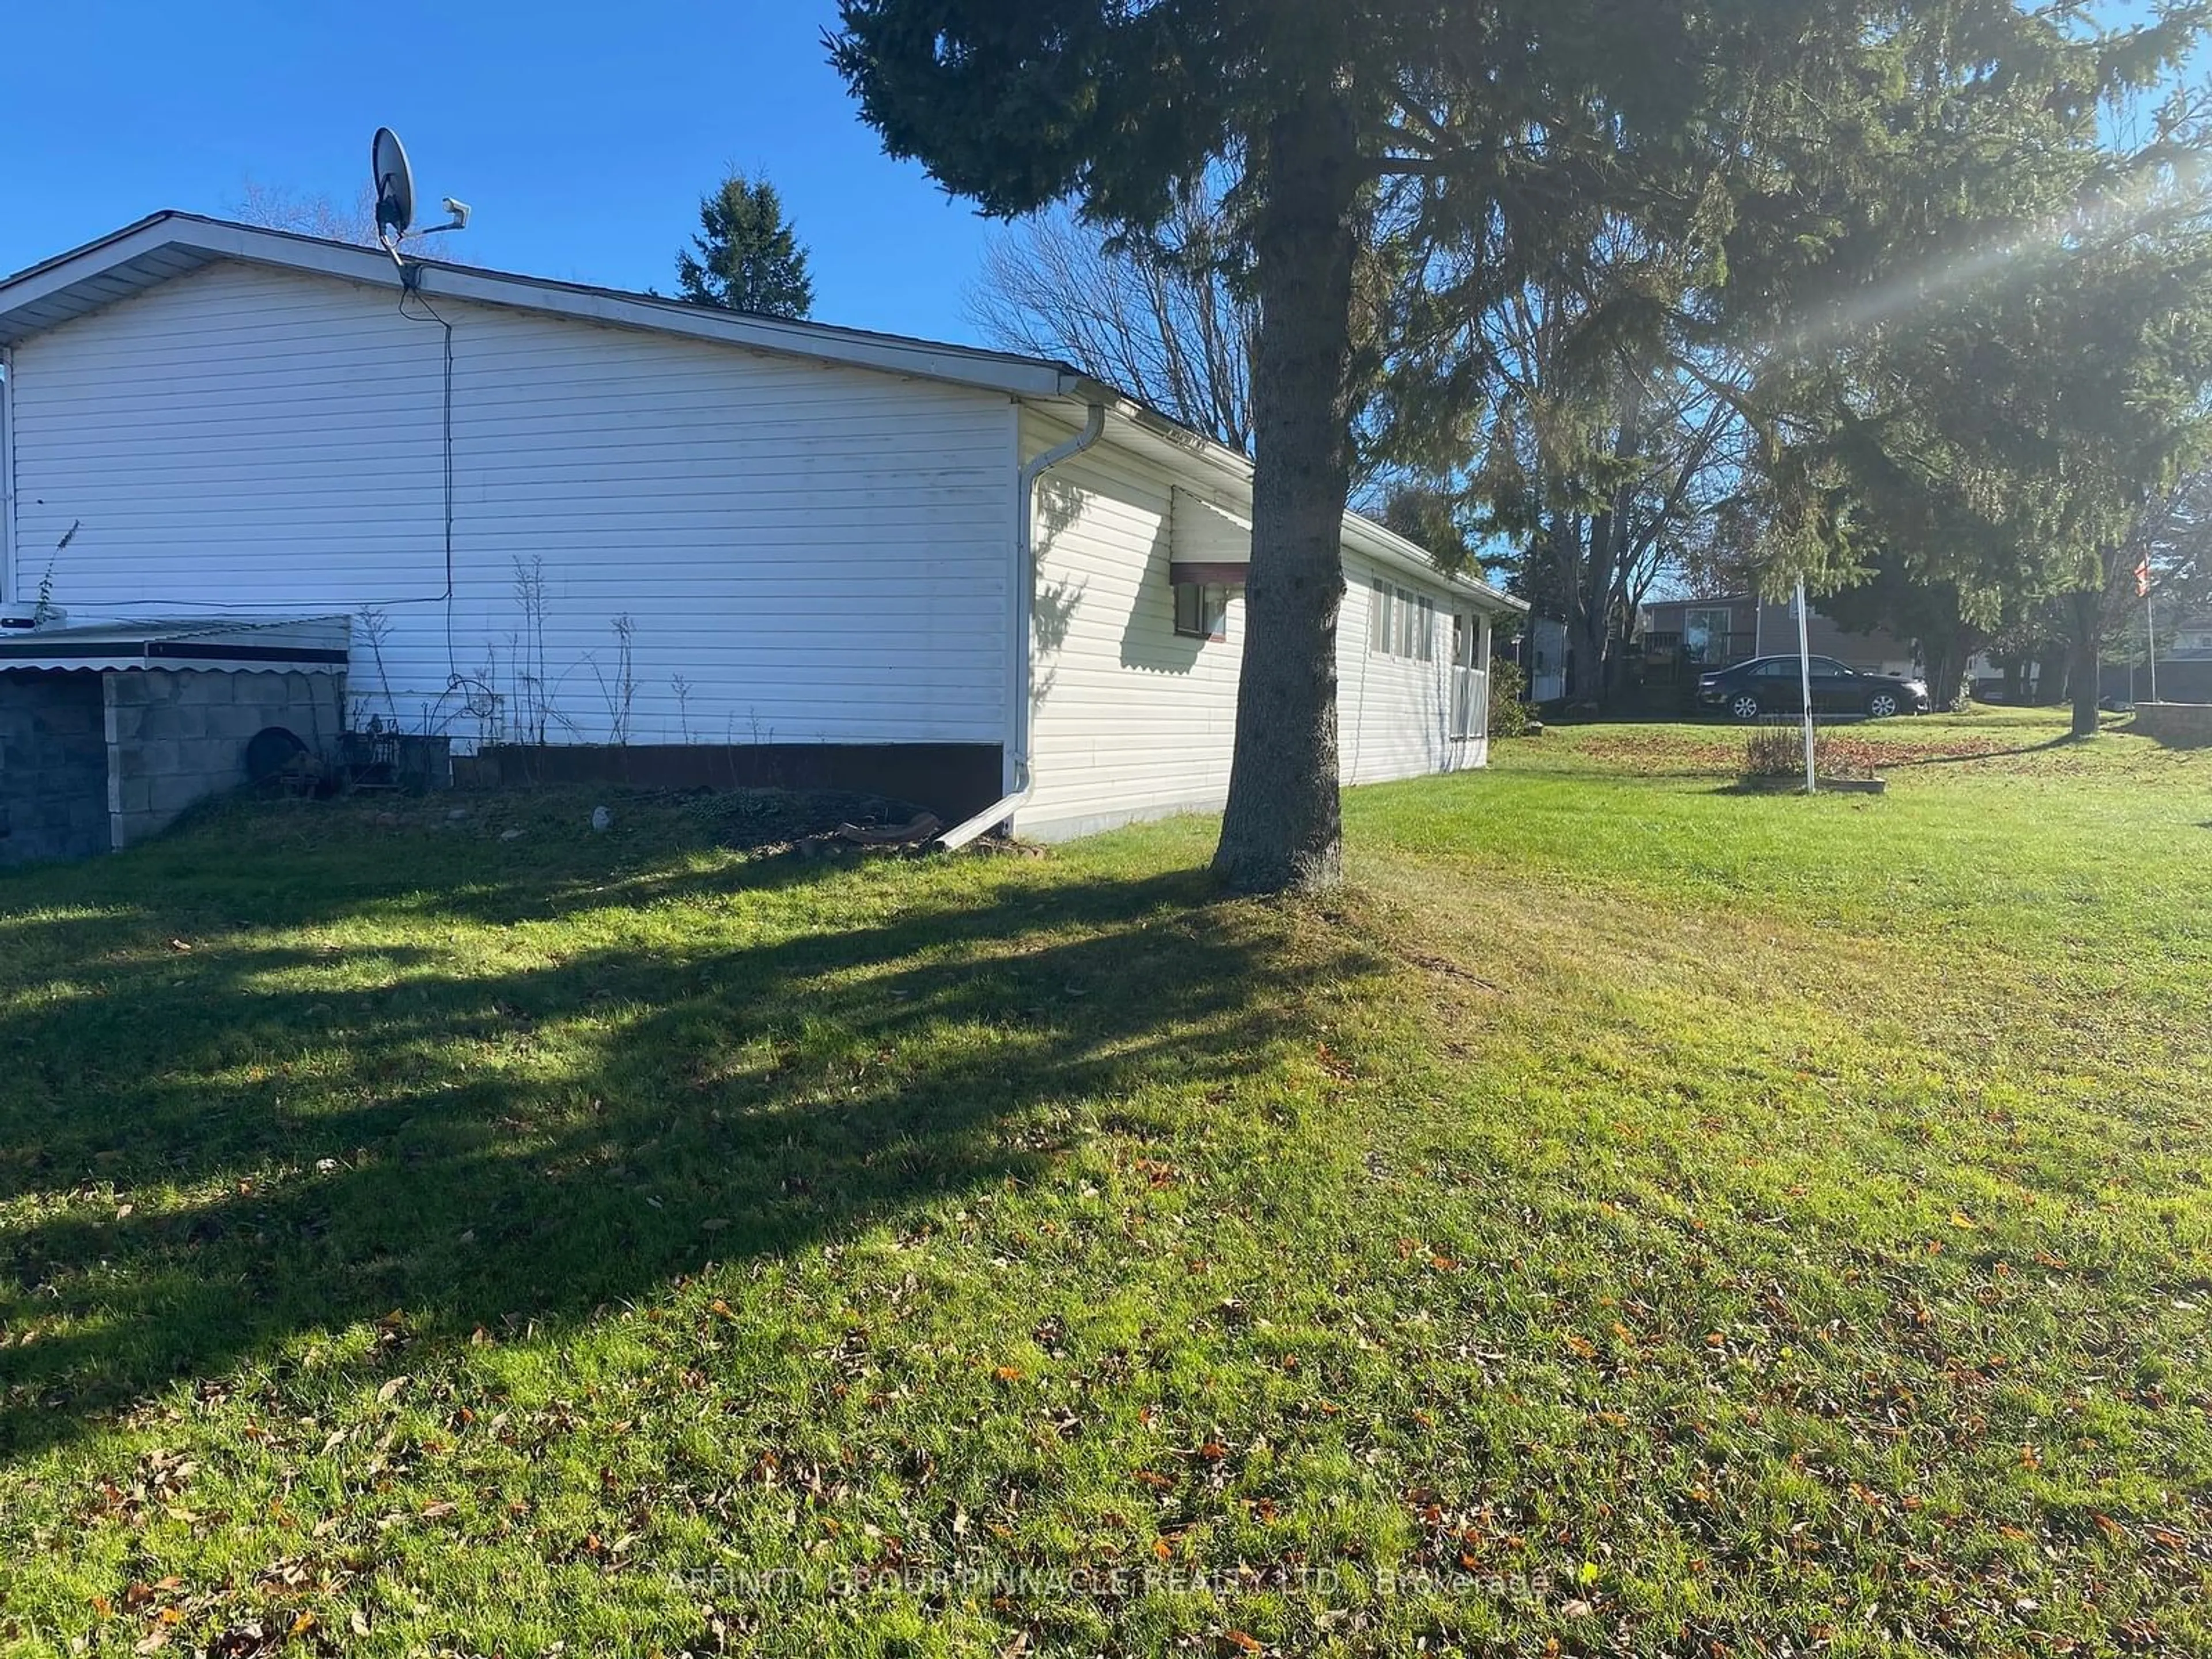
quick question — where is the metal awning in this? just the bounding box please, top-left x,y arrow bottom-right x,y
1168,560 -> 1251,586
0,616 -> 351,673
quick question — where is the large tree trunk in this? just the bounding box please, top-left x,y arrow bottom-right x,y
1923,630 -> 1969,713
1569,601 -> 1610,708
2065,584 -> 2103,739
1915,590 -> 1983,713
2035,643 -> 2069,704
1580,393 -> 1642,713
1546,513 -> 1607,705
1211,93 -> 1363,895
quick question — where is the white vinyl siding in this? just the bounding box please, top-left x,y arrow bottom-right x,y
1338,560 -> 1488,787
1020,411 -> 1247,839
1021,409 -> 1493,840
8,260 -> 1014,747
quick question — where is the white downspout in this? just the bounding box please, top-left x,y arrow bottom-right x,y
0,349 -> 16,607
1478,610 -> 1494,758
936,401 -> 1107,851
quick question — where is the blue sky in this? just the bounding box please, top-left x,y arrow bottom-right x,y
0,0 -> 1007,344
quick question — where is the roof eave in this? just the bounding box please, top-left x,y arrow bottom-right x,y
0,214 -> 1082,399
1037,390 -> 1524,614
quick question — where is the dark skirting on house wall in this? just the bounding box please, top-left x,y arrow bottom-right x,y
457,743 -> 1006,823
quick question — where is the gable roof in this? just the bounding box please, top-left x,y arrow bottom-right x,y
0,211 -> 1093,397
0,212 -> 1521,612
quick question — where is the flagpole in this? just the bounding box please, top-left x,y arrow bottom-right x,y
2139,555 -> 2158,707
1796,580 -> 1817,796
2148,592 -> 2159,706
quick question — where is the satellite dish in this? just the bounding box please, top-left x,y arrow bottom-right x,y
372,127 -> 415,242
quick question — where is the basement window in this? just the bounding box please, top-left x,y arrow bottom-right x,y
1175,582 -> 1229,642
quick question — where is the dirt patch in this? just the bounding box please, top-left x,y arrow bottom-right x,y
1577,727 -> 2028,778
697,787 -> 940,853
1574,733 -> 1742,772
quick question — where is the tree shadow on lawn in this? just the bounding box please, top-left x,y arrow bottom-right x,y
1886,732 -> 2078,766
0,842 -> 1370,1463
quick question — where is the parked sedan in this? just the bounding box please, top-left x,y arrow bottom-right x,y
1697,655 -> 1931,721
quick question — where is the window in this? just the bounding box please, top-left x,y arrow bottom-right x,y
1371,583 -> 1440,660
1754,658 -> 1797,679
1685,607 -> 1733,665
1174,582 -> 1228,642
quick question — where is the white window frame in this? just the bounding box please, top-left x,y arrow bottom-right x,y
1173,581 -> 1228,642
1373,581 -> 1448,661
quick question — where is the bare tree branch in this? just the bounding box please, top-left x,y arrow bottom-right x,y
968,201 -> 1257,456
230,180 -> 383,247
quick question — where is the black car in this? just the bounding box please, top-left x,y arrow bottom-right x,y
1696,655 -> 1930,721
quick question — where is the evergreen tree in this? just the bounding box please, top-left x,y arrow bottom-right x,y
832,0 -> 2209,889
675,173 -> 815,319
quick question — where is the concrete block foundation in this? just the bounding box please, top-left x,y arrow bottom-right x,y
0,672 -> 112,864
0,667 -> 344,866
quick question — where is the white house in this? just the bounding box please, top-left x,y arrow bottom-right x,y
0,214 -> 1520,848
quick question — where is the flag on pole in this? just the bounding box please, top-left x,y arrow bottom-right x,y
2137,557 -> 2153,598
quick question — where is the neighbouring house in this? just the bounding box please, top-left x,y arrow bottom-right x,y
1637,593 -> 1917,707
2168,615 -> 2212,660
2125,614 -> 2212,707
1518,617 -> 1568,705
1973,615 -> 2212,709
0,214 -> 1521,862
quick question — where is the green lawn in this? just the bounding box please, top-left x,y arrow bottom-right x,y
2,708 -> 2208,1656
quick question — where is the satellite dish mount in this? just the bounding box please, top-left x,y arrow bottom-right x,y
372,127 -> 471,285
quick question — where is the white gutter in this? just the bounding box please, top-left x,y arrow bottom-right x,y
937,402 -> 1108,851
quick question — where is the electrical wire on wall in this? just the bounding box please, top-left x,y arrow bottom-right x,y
396,281 -> 460,687
93,281 -> 464,668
